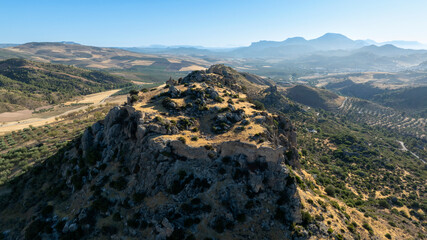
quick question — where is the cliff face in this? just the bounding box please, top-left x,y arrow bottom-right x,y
0,65 -> 304,239
76,105 -> 301,239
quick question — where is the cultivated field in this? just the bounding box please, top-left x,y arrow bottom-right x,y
0,89 -> 125,135
338,98 -> 427,140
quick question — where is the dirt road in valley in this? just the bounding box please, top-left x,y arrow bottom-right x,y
0,89 -> 124,136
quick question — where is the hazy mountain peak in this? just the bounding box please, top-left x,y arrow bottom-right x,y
282,36 -> 307,44
316,32 -> 352,40
308,33 -> 365,50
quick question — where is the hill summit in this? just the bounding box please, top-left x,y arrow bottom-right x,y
0,65 -> 308,239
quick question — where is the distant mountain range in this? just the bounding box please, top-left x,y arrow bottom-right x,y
2,33 -> 427,73
115,33 -> 427,72
227,33 -> 427,59
368,39 -> 427,49
121,33 -> 427,56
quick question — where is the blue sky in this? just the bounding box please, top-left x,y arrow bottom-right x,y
0,0 -> 426,47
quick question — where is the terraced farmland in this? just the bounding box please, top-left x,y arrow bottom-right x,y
339,98 -> 427,140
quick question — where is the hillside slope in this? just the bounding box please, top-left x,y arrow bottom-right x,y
4,42 -> 209,71
0,58 -> 130,112
0,65 -> 423,239
284,85 -> 344,111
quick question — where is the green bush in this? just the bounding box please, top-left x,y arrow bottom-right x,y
129,89 -> 139,95
301,211 -> 313,226
113,212 -> 122,222
325,185 -> 335,197
178,137 -> 186,144
204,145 -> 213,150
362,222 -> 374,235
215,96 -> 224,103
378,199 -> 390,209
250,100 -> 265,110
110,176 -> 128,191
129,94 -> 139,104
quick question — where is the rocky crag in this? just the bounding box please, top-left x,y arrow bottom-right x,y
0,65 -> 309,239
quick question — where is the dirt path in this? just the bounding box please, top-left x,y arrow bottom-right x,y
0,89 -> 122,135
397,140 -> 425,163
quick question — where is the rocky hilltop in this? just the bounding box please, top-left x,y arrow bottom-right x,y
0,65 -> 310,239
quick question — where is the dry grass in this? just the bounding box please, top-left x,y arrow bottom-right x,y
179,65 -> 207,71
296,170 -> 417,240
135,83 -> 273,149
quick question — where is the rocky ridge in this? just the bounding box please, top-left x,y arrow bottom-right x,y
0,65 -> 309,239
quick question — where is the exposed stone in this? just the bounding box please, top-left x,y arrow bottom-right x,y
168,85 -> 181,98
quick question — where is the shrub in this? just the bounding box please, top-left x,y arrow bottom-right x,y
385,233 -> 392,239
236,213 -> 246,223
113,212 -> 122,222
178,137 -> 186,144
330,200 -> 340,210
250,100 -> 265,110
92,197 -> 110,212
301,211 -> 313,226
101,225 -> 118,235
154,116 -> 163,122
388,221 -> 396,227
129,94 -> 139,104
211,216 -> 234,233
110,176 -> 128,191
215,96 -> 224,103
178,118 -> 193,130
191,136 -> 198,141
362,222 -> 374,235
162,97 -> 176,109
41,205 -> 54,217
178,170 -> 187,179
325,185 -> 335,197
347,223 -> 356,233
129,89 -> 139,95
378,199 -> 390,209
132,192 -> 146,204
